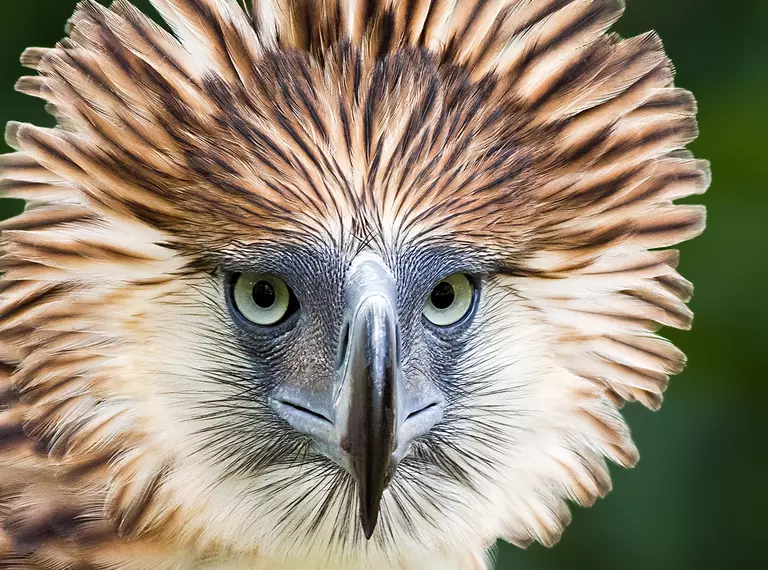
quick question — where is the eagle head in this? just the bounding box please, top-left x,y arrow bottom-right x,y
0,1 -> 708,568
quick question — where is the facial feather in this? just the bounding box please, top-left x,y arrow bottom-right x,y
0,0 -> 707,568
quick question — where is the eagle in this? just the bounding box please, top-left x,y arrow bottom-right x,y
0,0 -> 708,568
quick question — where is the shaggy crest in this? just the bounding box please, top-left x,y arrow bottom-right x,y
0,0 -> 707,568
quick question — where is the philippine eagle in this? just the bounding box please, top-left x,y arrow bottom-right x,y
0,0 -> 708,568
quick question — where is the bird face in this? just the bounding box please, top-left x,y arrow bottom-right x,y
230,249 -> 453,539
151,232 -> 562,561
0,0 -> 708,568
219,241 -> 513,533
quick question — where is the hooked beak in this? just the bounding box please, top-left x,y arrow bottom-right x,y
270,253 -> 443,539
335,255 -> 399,539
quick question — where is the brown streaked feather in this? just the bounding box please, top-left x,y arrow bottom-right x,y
0,180 -> 74,202
0,467 -> 187,570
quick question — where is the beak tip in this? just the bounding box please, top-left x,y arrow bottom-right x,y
360,506 -> 379,540
362,521 -> 376,540
358,482 -> 383,539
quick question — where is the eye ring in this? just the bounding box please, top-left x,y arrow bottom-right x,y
423,273 -> 477,327
230,273 -> 298,326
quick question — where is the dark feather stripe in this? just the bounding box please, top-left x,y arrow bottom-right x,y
607,335 -> 685,375
8,231 -> 159,265
624,288 -> 694,330
0,406 -> 24,443
13,76 -> 47,100
523,0 -> 623,70
639,88 -> 696,112
113,463 -> 170,536
0,152 -> 50,177
598,118 -> 699,166
0,208 -> 95,232
0,283 -> 72,328
19,47 -> 48,71
633,205 -> 706,248
112,0 -> 195,85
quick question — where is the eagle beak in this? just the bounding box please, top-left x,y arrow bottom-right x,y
335,254 -> 399,539
271,253 -> 443,539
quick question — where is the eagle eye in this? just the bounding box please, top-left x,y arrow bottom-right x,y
423,273 -> 477,327
231,273 -> 298,326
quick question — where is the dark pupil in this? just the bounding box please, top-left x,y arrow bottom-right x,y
431,282 -> 455,310
252,281 -> 276,308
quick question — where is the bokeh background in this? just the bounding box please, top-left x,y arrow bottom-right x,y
1,1 -> 765,569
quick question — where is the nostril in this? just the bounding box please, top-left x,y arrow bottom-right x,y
395,323 -> 402,367
278,400 -> 333,425
398,400 -> 443,454
406,401 -> 439,421
336,322 -> 350,370
271,396 -> 337,455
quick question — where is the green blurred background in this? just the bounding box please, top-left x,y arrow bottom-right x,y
1,1 -> 766,568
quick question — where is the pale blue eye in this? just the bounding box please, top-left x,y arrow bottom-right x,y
423,274 -> 475,326
233,273 -> 292,326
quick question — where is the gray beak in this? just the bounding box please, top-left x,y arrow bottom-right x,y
270,253 -> 443,539
335,254 -> 399,539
